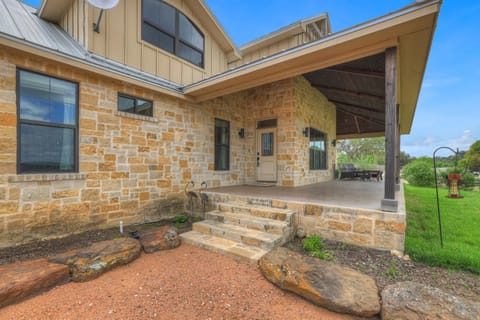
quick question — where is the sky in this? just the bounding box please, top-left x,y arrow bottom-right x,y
22,0 -> 480,157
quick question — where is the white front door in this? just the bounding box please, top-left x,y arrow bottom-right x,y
256,128 -> 277,182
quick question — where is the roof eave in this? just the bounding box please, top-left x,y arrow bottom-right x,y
185,0 -> 241,59
38,0 -> 74,23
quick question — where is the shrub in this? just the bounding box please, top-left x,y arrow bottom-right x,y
461,172 -> 476,190
402,158 -> 435,187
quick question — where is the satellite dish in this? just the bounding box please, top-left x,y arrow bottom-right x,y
87,0 -> 120,10
87,0 -> 120,33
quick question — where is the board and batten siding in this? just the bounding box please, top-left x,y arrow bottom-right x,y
60,0 -> 228,86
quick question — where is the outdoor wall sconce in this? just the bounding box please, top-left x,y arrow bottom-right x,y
302,127 -> 310,137
238,128 -> 245,138
331,139 -> 337,147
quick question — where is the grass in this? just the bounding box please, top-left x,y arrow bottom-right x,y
404,185 -> 480,273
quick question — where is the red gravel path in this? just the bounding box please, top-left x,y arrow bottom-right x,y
0,244 -> 360,320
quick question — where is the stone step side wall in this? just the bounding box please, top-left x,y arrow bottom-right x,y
205,191 -> 406,253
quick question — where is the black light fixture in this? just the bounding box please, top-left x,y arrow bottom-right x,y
331,139 -> 337,147
302,127 -> 310,137
238,128 -> 245,138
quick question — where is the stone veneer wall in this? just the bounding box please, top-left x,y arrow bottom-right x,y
0,47 -> 248,247
293,77 -> 336,186
241,77 -> 336,187
0,46 -> 338,247
205,192 -> 406,252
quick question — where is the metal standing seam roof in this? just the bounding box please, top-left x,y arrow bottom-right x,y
0,0 -> 182,92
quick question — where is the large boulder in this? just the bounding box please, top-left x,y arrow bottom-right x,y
259,247 -> 380,317
0,259 -> 70,308
49,238 -> 141,282
381,281 -> 480,320
140,226 -> 181,253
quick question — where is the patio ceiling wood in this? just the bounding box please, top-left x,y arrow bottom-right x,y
304,53 -> 387,138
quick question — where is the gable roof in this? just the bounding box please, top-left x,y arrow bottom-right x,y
239,13 -> 331,56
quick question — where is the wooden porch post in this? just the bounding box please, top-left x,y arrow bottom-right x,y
382,47 -> 399,212
395,106 -> 401,191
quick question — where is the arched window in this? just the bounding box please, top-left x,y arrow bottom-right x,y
142,0 -> 204,68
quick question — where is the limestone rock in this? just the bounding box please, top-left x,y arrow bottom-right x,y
0,259 -> 70,308
49,238 -> 141,282
140,226 -> 181,253
259,247 -> 380,317
381,281 -> 480,320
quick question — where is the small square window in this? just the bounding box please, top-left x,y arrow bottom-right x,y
118,94 -> 153,117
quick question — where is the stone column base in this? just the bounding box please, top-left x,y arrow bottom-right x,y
381,199 -> 398,212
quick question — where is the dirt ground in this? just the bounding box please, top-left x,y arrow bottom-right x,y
0,244 -> 361,320
0,221 -> 479,319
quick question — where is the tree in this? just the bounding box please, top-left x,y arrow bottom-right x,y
399,151 -> 415,167
337,138 -> 385,164
464,140 -> 480,172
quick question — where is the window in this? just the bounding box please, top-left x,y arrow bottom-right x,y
142,0 -> 204,68
17,69 -> 78,173
309,128 -> 327,170
118,94 -> 153,117
214,118 -> 229,171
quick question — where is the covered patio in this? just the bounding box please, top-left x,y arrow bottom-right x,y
206,179 -> 405,212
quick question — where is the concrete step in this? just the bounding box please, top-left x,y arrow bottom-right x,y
192,220 -> 284,251
180,231 -> 268,264
218,202 -> 294,224
205,210 -> 290,235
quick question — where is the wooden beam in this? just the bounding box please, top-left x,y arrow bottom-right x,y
354,116 -> 361,134
337,107 -> 384,126
314,85 -> 385,101
325,66 -> 385,79
382,47 -> 398,212
329,99 -> 385,115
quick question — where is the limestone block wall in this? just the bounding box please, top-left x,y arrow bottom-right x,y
0,47 -> 246,247
241,76 -> 336,187
294,77 -> 336,186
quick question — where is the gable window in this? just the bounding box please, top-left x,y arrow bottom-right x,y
17,69 -> 78,173
142,0 -> 204,68
309,128 -> 327,170
118,94 -> 153,117
214,118 -> 229,171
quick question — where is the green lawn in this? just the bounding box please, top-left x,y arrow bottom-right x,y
404,185 -> 480,273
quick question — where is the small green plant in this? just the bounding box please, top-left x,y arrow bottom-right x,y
384,266 -> 399,279
302,235 -> 334,261
171,215 -> 189,224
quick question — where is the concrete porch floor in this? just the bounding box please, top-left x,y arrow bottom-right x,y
207,180 -> 401,211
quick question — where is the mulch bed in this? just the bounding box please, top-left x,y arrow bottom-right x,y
285,237 -> 480,302
0,219 -> 192,266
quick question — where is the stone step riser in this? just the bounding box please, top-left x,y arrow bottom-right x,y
180,232 -> 267,265
193,223 -> 279,251
205,212 -> 288,235
218,203 -> 293,224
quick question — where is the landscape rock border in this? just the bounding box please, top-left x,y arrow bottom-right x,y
0,227 -> 182,309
